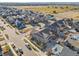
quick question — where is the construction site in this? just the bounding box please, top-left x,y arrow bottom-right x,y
0,2 -> 79,56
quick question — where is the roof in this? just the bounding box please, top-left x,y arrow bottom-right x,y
60,46 -> 79,56
47,23 -> 58,32
58,32 -> 65,38
32,32 -> 49,43
71,34 -> 79,40
45,40 -> 57,51
0,47 -> 2,51
67,34 -> 79,49
68,29 -> 76,33
52,44 -> 63,55
0,51 -> 2,56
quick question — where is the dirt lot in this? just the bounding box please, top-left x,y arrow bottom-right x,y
54,10 -> 79,20
16,6 -> 78,14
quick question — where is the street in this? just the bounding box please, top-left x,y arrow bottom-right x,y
0,17 -> 38,56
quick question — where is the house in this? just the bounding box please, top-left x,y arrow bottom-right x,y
6,16 -> 15,24
47,23 -> 58,33
65,34 -> 79,52
68,29 -> 76,33
17,15 -> 26,21
15,20 -> 26,29
31,19 -> 68,45
71,34 -> 79,40
66,18 -> 74,28
58,32 -> 65,38
47,14 -> 55,21
31,28 -> 59,51
38,23 -> 45,28
31,31 -> 49,44
56,20 -> 68,29
74,21 -> 79,32
60,46 -> 79,56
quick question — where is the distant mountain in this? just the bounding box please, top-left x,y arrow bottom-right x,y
0,2 -> 79,6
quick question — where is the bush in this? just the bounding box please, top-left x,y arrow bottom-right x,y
53,11 -> 57,14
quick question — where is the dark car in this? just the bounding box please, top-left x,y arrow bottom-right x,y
18,48 -> 23,54
25,43 -> 32,50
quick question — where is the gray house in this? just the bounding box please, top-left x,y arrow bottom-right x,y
32,32 -> 49,44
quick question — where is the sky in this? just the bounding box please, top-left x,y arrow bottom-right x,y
0,0 -> 79,2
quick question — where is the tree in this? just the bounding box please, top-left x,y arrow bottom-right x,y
65,6 -> 69,9
54,6 -> 58,9
53,11 -> 57,14
5,45 -> 10,51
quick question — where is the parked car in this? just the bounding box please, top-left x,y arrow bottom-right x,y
18,48 -> 23,54
25,43 -> 32,50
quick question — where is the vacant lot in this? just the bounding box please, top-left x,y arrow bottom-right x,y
54,10 -> 79,20
16,6 -> 79,14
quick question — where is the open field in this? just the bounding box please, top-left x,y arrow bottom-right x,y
16,6 -> 79,14
16,6 -> 79,20
54,10 -> 79,20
